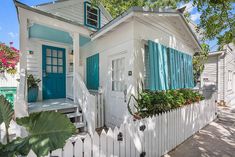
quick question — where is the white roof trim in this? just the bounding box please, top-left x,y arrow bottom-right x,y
208,51 -> 224,56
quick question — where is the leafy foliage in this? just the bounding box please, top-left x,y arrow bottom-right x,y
193,0 -> 235,49
0,95 -> 14,143
27,74 -> 41,89
193,43 -> 209,83
0,96 -> 76,157
127,88 -> 204,119
15,111 -> 77,156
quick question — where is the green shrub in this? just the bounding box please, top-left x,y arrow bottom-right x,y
127,88 -> 204,119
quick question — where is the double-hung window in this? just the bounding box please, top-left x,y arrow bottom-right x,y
84,2 -> 100,29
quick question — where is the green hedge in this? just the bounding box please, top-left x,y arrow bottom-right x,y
128,89 -> 204,119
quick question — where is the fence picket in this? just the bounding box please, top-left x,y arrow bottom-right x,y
74,137 -> 83,157
113,127 -> 120,157
63,140 -> 74,157
156,114 -> 160,157
100,130 -> 107,157
84,135 -> 92,157
51,149 -> 63,157
125,123 -> 131,157
129,122 -> 136,157
119,124 -> 126,157
107,128 -> 114,157
93,132 -> 100,157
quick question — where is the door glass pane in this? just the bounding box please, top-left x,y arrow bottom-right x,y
46,49 -> 51,56
112,57 -> 125,92
53,58 -> 57,65
58,66 -> 63,73
58,51 -> 63,58
58,59 -> 63,65
46,57 -> 51,65
53,66 -> 57,73
46,66 -> 51,73
52,50 -> 57,57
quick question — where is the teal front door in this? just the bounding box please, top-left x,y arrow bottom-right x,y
42,45 -> 66,99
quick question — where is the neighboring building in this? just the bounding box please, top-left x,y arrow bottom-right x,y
0,72 -> 18,106
13,0 -> 201,132
201,43 -> 235,106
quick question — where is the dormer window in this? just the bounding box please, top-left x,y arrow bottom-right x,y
84,2 -> 100,29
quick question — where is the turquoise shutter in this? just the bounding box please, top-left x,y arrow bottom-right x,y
86,53 -> 99,90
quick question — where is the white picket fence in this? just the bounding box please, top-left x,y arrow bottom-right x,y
28,96 -> 217,157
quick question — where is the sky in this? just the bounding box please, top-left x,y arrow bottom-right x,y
0,0 -> 219,51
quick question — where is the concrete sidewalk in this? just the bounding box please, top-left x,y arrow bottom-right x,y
165,106 -> 235,157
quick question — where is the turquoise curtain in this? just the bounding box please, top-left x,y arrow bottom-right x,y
148,40 -> 169,90
169,50 -> 194,89
148,41 -> 194,90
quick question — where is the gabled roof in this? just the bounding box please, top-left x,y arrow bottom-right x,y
13,0 -> 88,29
91,7 -> 202,51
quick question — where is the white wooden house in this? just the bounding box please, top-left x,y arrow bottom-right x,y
201,43 -> 235,106
14,0 -> 201,133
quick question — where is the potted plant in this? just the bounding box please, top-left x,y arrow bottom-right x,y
27,74 -> 41,102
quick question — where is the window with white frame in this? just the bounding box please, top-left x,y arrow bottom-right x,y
228,70 -> 232,90
112,57 -> 125,92
84,2 -> 100,29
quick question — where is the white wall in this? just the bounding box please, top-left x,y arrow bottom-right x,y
37,0 -> 110,28
26,38 -> 73,101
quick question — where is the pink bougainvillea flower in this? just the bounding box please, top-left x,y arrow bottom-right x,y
0,43 -> 19,74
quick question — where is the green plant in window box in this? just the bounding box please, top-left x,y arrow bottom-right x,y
127,84 -> 205,119
27,74 -> 41,103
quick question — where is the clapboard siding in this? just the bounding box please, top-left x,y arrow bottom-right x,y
37,0 -> 110,28
0,72 -> 18,87
203,55 -> 218,85
223,44 -> 235,102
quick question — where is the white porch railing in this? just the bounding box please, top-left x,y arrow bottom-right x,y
74,73 -> 96,135
28,92 -> 217,157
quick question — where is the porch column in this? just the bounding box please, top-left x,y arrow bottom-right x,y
14,16 -> 29,118
72,32 -> 80,103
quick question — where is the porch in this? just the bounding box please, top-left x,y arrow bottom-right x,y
15,4 -> 103,134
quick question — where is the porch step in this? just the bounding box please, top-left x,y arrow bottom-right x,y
66,112 -> 82,119
75,122 -> 86,129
